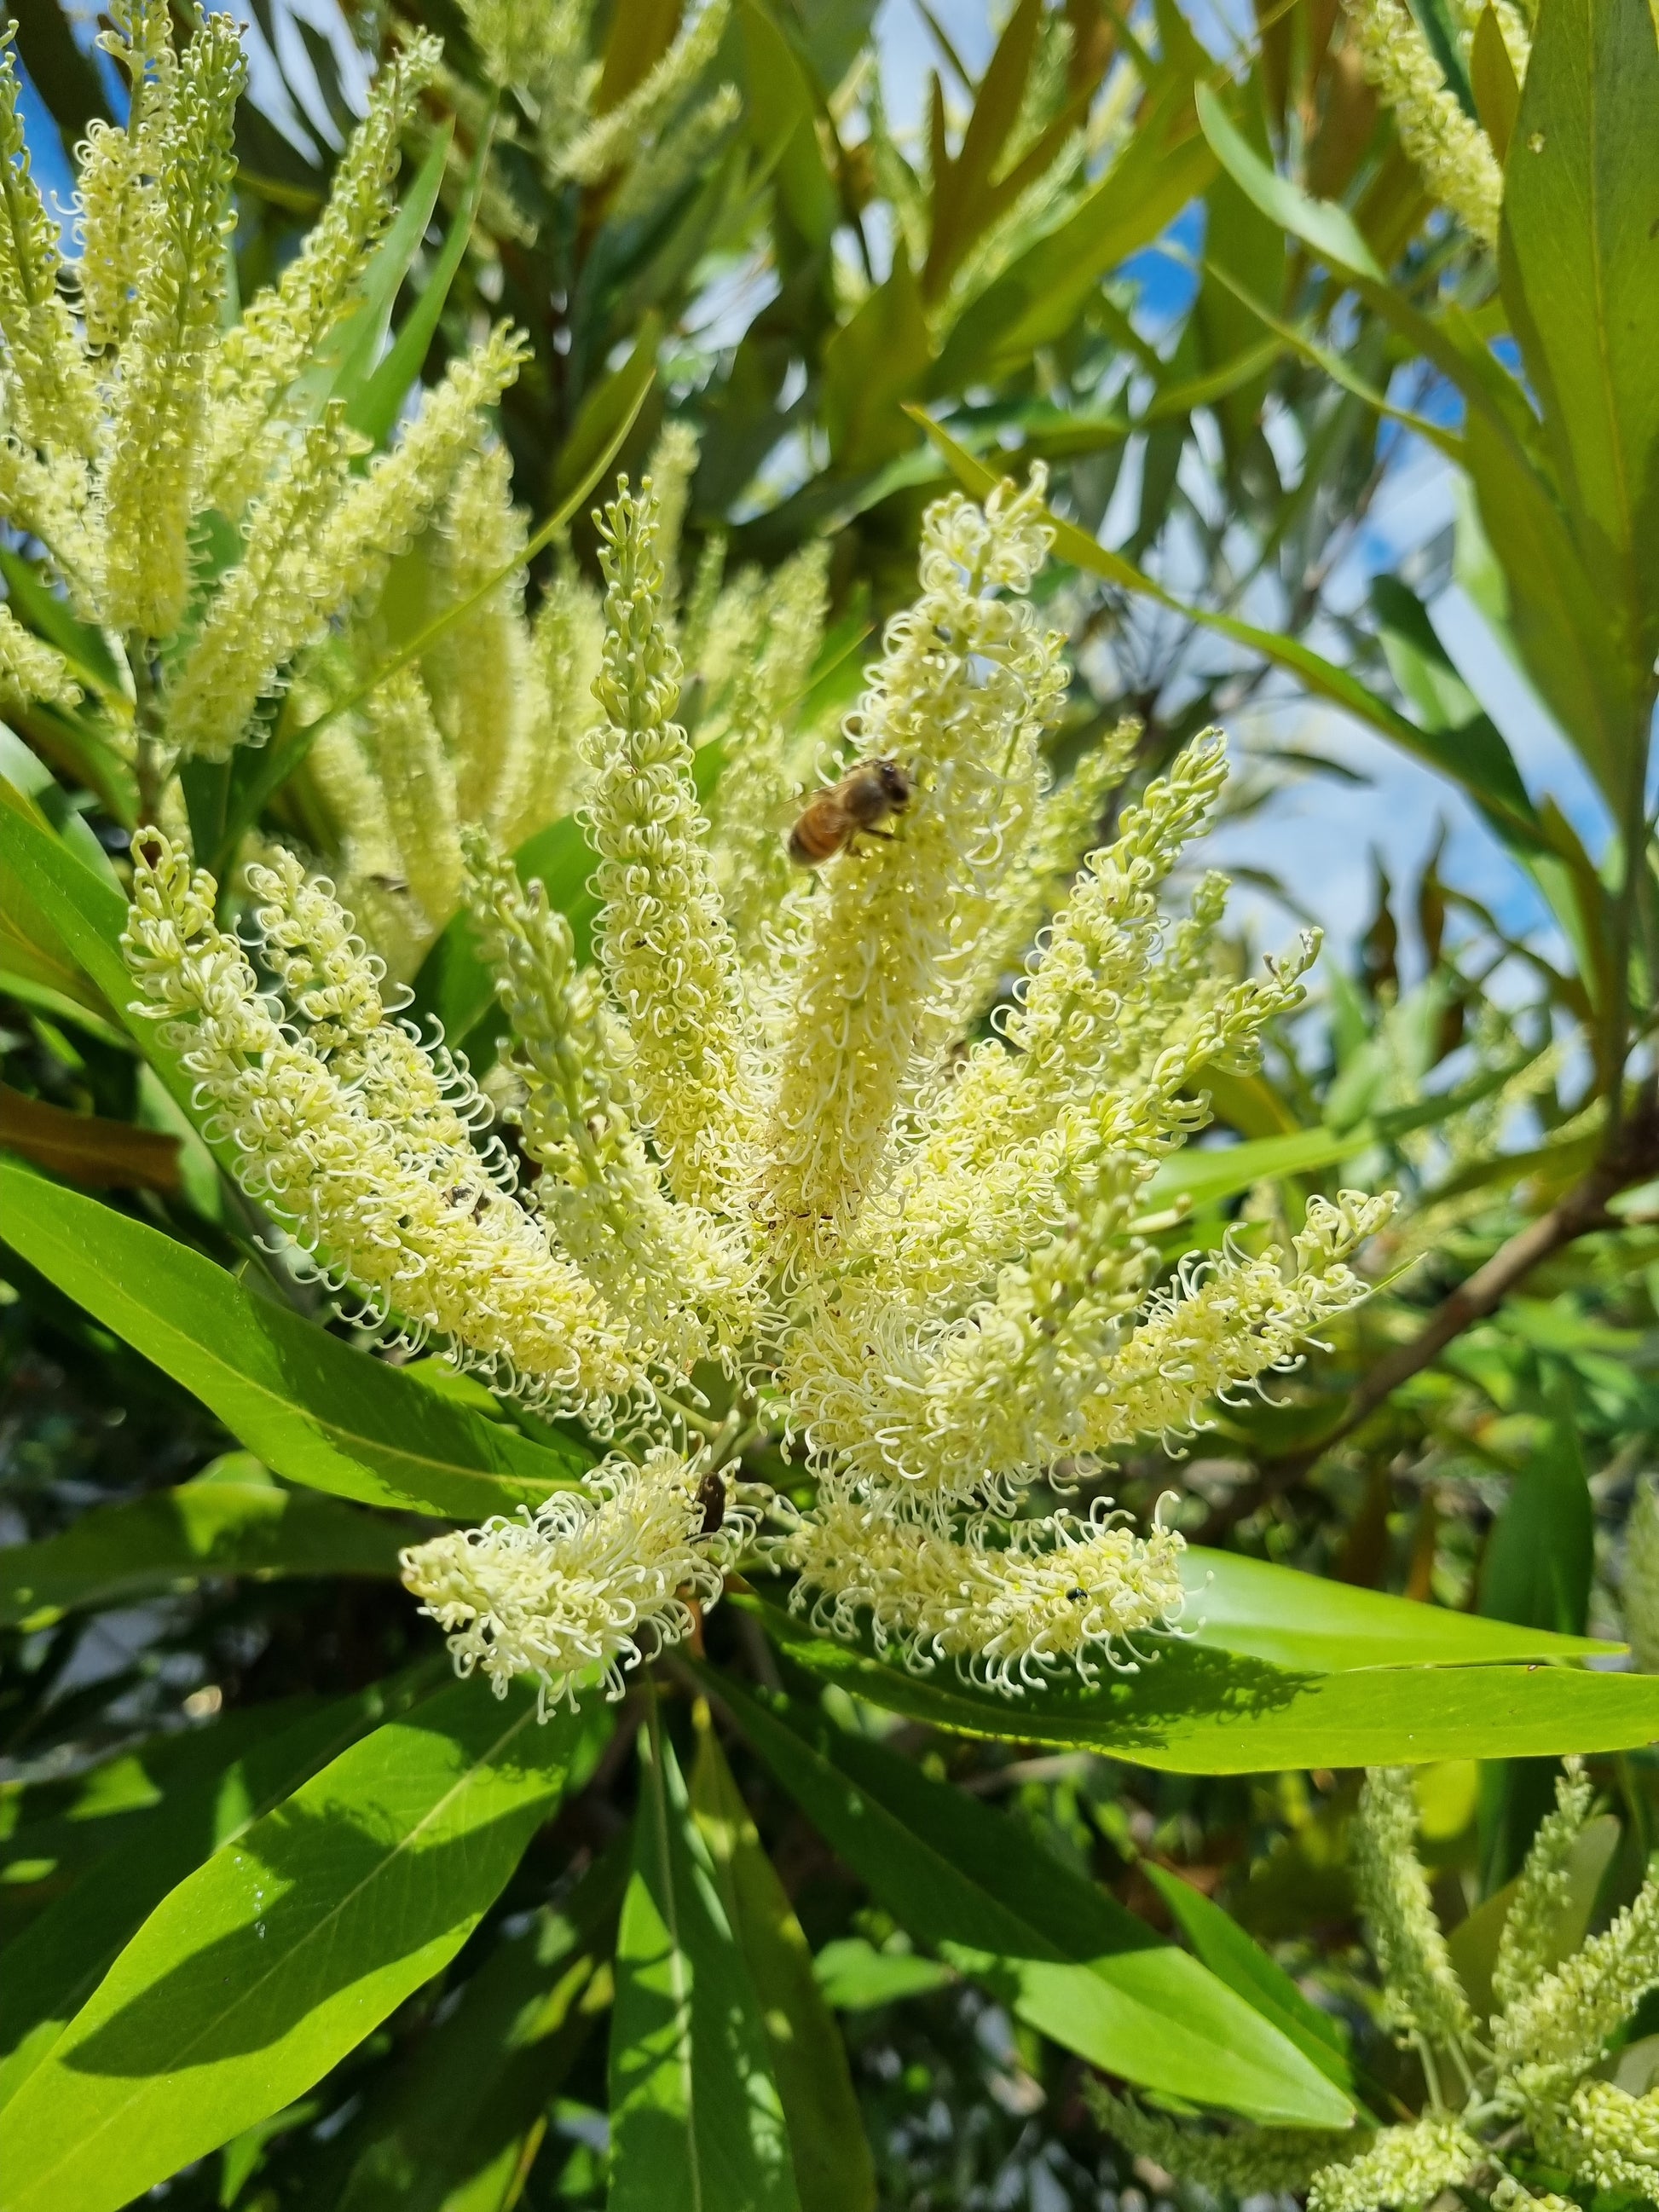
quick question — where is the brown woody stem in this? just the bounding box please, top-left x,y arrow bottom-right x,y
1199,1089 -> 1659,1541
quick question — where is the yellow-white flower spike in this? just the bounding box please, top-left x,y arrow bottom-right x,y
1343,0 -> 1503,246
492,565 -> 604,851
427,442 -> 529,826
123,832 -> 639,1413
101,11 -> 246,641
400,1447 -> 751,1712
1532,2081 -> 1659,2198
167,403 -> 359,760
0,32 -> 100,457
1078,1190 -> 1396,1455
362,667 -> 465,935
763,473 -> 1066,1251
1006,728 -> 1231,1111
642,420 -> 698,616
610,84 -> 742,224
204,32 -> 442,512
558,0 -> 731,183
962,713 -> 1141,1017
74,121 -> 146,353
246,847 -> 489,1163
1305,2117 -> 1479,2212
0,437 -> 93,594
1493,1763 -> 1593,2020
861,890 -> 1316,1337
75,3 -> 171,354
0,602 -> 82,710
782,1487 -> 1187,1693
1497,1857 -> 1659,2084
1087,2087 -> 1353,2198
585,477 -> 760,1210
1356,1766 -> 1477,2053
316,324 -> 530,610
466,835 -> 758,1375
710,545 -> 832,966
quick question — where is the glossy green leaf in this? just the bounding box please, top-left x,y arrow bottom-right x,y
821,256 -> 932,471
1500,0 -> 1659,729
708,1671 -> 1354,2128
1470,6 -> 1521,159
934,86 -> 1215,390
332,1844 -> 626,2212
1194,83 -> 1539,452
347,121 -> 494,448
1182,1547 -> 1610,1672
0,1161 -> 588,1519
1478,1408 -> 1595,1639
0,1673 -> 437,2117
297,124 -> 453,416
608,1709 -> 801,2212
690,1709 -> 876,2212
739,0 -> 838,252
0,1458 -> 403,1630
0,1683 -> 606,2212
550,313 -> 662,512
812,1938 -> 954,2010
737,1592 -> 1659,1775
1142,1048 -> 1548,1216
1136,1863 -> 1350,2088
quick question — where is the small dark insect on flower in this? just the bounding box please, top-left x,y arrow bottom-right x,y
1067,1587 -> 1089,1603
697,1469 -> 726,1536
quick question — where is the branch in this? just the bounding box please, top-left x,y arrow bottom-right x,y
1199,1091 -> 1659,1541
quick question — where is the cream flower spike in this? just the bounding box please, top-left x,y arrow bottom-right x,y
400,1448 -> 754,1716
123,834 -> 640,1418
584,474 -> 762,1210
762,470 -> 1067,1253
778,1487 -> 1188,1693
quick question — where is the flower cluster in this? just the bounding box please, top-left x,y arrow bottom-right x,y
1340,0 -> 1529,247
1095,1764 -> 1659,2210
400,1449 -> 755,1715
115,449 -> 1394,1707
0,7 -> 526,814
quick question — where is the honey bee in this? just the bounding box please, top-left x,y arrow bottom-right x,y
788,758 -> 913,868
696,1469 -> 726,1537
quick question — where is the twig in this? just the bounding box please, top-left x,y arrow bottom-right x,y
1201,1089 -> 1659,1540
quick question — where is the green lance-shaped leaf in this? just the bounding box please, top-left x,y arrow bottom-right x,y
0,1672 -> 438,2115
1137,1863 -> 1351,2091
0,1457 -> 405,1630
609,1704 -> 801,2212
704,1669 -> 1355,2129
1499,0 -> 1659,766
733,1574 -> 1658,1776
332,1841 -> 627,2212
0,1161 -> 589,1519
0,1681 -> 609,2212
689,1706 -> 876,2212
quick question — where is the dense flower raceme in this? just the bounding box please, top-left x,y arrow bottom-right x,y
1340,0 -> 1528,246
1096,1764 -> 1659,2210
113,457 -> 1396,1710
0,4 -> 531,811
